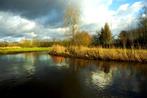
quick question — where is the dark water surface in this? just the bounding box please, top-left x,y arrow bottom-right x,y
0,52 -> 147,98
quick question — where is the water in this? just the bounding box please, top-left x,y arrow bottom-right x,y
0,52 -> 147,98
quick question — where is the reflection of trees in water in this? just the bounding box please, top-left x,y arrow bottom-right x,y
50,56 -> 147,79
67,58 -> 94,72
49,57 -> 83,98
51,56 -> 65,64
104,62 -> 147,94
97,61 -> 111,73
1,54 -> 147,97
67,58 -> 112,73
65,58 -> 147,95
128,63 -> 147,94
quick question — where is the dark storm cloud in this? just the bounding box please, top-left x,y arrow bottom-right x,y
0,0 -> 67,25
0,0 -> 63,17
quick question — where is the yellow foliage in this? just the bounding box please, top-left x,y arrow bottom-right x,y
51,45 -> 66,54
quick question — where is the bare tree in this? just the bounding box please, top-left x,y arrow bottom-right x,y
64,4 -> 80,44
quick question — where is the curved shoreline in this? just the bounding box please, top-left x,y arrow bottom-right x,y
49,52 -> 147,63
49,46 -> 147,63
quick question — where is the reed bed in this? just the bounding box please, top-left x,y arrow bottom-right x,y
49,45 -> 147,62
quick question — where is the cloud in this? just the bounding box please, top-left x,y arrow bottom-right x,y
0,11 -> 36,34
118,3 -> 129,11
80,0 -> 144,35
0,0 -> 63,18
0,11 -> 66,41
131,1 -> 143,11
111,1 -> 143,34
0,0 -> 69,28
81,0 -> 113,24
0,0 -> 82,27
0,0 -> 145,41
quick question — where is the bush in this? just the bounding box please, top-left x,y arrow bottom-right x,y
51,45 -> 66,54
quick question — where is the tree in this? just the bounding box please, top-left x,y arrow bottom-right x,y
104,23 -> 112,45
64,4 -> 80,44
92,30 -> 102,46
99,27 -> 105,45
139,6 -> 147,31
74,31 -> 92,46
20,39 -> 32,47
138,6 -> 147,46
119,31 -> 128,48
99,23 -> 112,47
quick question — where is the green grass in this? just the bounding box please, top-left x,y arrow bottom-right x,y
49,45 -> 147,62
0,47 -> 51,54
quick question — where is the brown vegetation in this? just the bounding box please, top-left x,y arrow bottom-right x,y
49,45 -> 147,62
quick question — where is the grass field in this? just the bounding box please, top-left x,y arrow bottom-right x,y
0,47 -> 51,54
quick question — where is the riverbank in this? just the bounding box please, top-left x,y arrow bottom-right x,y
49,45 -> 147,62
0,47 -> 51,54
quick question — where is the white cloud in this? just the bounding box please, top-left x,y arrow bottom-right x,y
0,11 -> 66,41
0,11 -> 36,34
28,32 -> 37,37
131,1 -> 143,10
55,27 -> 69,33
111,1 -> 143,34
80,0 -> 144,35
21,20 -> 36,31
118,3 -> 129,11
81,0 -> 113,24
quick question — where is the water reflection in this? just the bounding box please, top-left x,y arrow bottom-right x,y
0,53 -> 146,98
0,53 -> 37,82
51,56 -> 69,68
54,57 -> 147,98
52,56 -> 65,64
91,71 -> 112,90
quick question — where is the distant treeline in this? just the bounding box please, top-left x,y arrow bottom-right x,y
0,38 -> 73,47
0,39 -> 56,47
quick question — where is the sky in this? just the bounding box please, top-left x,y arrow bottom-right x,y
0,0 -> 145,41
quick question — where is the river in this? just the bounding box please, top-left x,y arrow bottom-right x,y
0,52 -> 147,98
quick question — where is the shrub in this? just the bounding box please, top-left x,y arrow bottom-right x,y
51,45 -> 66,54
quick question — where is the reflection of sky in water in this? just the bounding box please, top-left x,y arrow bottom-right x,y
91,71 -> 112,90
0,53 -> 70,82
0,53 -> 36,82
51,56 -> 69,69
111,65 -> 141,93
56,63 -> 69,69
0,53 -> 147,98
76,61 -> 147,97
38,55 -> 51,61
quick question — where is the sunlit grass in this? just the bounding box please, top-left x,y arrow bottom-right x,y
49,45 -> 147,62
51,45 -> 66,54
0,47 -> 51,54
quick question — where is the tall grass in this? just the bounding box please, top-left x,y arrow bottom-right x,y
51,45 -> 66,54
49,45 -> 147,62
